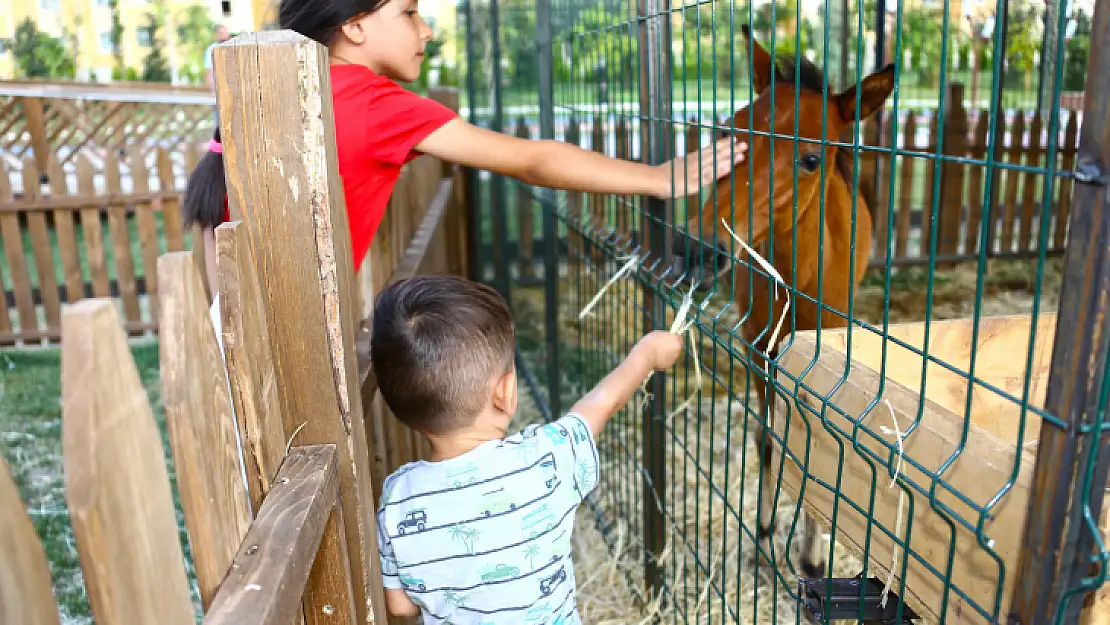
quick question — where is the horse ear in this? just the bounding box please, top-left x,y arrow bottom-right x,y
837,64 -> 896,124
741,24 -> 777,93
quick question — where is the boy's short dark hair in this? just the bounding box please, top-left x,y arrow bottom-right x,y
369,274 -> 515,434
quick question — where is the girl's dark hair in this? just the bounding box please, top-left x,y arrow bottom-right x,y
278,0 -> 388,47
181,128 -> 227,230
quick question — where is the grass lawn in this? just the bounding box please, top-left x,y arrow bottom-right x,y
0,341 -> 201,625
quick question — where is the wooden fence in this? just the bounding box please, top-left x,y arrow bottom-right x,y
508,82 -> 1083,274
0,80 -> 216,181
0,34 -> 468,625
0,145 -> 203,345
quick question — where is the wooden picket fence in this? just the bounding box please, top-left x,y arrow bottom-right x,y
0,146 -> 203,345
0,34 -> 469,625
515,82 -> 1083,276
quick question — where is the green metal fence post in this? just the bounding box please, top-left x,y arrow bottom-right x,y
489,0 -> 511,301
462,0 -> 481,282
637,0 -> 672,601
1010,2 -> 1110,621
536,0 -> 560,418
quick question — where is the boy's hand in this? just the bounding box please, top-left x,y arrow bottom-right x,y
657,138 -> 747,199
635,331 -> 685,371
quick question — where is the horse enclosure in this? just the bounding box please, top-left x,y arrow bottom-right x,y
459,0 -> 1110,623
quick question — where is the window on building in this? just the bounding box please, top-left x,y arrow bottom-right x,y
100,33 -> 113,52
221,0 -> 232,15
137,27 -> 152,46
40,0 -> 60,10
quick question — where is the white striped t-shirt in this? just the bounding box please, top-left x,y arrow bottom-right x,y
376,413 -> 599,624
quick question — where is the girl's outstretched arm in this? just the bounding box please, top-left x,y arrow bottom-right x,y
415,117 -> 746,200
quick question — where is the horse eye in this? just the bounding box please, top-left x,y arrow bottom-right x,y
799,154 -> 822,172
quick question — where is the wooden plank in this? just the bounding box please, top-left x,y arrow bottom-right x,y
999,112 -> 1025,254
303,499 -> 358,625
1018,112 -> 1042,252
0,165 -> 36,336
0,167 -> 14,336
159,148 -> 187,253
215,221 -> 289,511
19,159 -> 60,333
775,313 -> 1057,624
963,111 -> 989,255
203,444 -> 342,625
22,97 -> 49,174
0,454 -> 62,625
76,155 -> 111,298
159,251 -> 253,610
0,191 -> 177,213
938,84 -> 967,261
61,299 -> 195,625
1052,111 -> 1078,249
132,152 -> 162,321
48,158 -> 83,303
105,154 -> 142,324
214,31 -> 385,625
895,113 -> 916,259
921,111 -> 939,257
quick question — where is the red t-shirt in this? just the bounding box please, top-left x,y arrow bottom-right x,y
221,65 -> 458,270
332,65 -> 459,269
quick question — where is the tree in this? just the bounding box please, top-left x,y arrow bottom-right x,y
6,18 -> 76,79
176,5 -> 217,83
1062,8 -> 1090,92
142,13 -> 172,82
108,0 -> 125,77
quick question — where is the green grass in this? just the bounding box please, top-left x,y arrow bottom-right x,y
0,342 -> 201,624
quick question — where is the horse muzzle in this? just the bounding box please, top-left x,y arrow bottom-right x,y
671,233 -> 733,290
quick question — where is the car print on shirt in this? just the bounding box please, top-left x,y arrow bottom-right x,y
482,488 -> 517,516
399,573 -> 426,591
539,566 -> 566,596
396,509 -> 427,535
520,503 -> 556,539
445,462 -> 479,488
525,603 -> 551,624
539,456 -> 558,489
542,423 -> 569,445
479,563 -> 521,582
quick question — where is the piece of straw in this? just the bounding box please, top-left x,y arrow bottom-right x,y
877,398 -> 905,608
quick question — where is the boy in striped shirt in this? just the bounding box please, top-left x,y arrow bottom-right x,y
370,274 -> 682,624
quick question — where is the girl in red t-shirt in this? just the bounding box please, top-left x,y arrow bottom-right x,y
183,0 -> 746,271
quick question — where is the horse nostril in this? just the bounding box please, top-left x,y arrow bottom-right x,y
671,234 -> 688,256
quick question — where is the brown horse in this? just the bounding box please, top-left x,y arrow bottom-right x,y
672,26 -> 895,580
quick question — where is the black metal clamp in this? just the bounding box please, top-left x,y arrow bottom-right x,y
798,573 -> 921,624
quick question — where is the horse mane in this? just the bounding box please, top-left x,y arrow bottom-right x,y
770,53 -> 874,208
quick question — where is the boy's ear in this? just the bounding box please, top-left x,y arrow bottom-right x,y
491,368 -> 517,415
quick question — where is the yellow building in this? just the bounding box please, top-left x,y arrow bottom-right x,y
0,0 -> 269,81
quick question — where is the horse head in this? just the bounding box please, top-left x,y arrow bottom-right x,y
672,25 -> 895,287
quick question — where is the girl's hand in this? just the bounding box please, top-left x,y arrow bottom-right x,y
655,138 -> 747,199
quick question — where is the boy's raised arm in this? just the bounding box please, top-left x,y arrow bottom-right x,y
569,331 -> 684,437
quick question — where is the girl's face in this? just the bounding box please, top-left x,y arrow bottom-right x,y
343,0 -> 433,82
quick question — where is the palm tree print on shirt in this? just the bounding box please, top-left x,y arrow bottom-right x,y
449,522 -> 480,554
524,544 -> 541,570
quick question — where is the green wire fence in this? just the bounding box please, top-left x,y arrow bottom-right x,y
457,0 -> 1108,622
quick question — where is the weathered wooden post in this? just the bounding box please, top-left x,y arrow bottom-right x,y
212,31 -> 386,624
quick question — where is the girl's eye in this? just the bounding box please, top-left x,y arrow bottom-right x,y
799,153 -> 821,172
